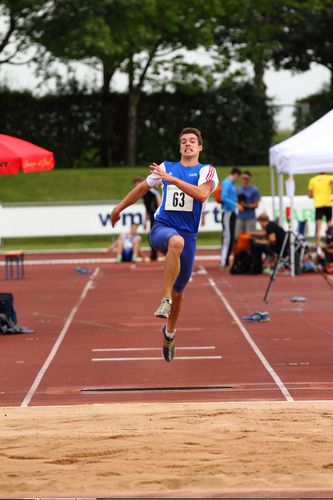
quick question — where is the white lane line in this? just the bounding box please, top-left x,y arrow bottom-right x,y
0,254 -> 219,266
92,356 -> 222,362
92,346 -> 216,352
20,268 -> 100,407
120,323 -> 203,330
208,277 -> 293,402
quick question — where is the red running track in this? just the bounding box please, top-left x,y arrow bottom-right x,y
1,250 -> 333,407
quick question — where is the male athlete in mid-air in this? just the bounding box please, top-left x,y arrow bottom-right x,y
111,127 -> 218,362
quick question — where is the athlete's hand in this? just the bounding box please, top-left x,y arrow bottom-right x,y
149,162 -> 162,175
110,208 -> 121,227
149,162 -> 171,182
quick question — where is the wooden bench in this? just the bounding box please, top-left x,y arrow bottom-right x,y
4,251 -> 25,280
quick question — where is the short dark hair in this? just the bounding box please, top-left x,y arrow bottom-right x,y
230,167 -> 242,176
179,127 -> 203,146
257,212 -> 269,222
242,170 -> 252,178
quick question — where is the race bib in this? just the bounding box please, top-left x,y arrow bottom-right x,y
165,185 -> 193,212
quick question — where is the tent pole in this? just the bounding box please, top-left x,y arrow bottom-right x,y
270,166 -> 276,219
288,175 -> 295,277
278,172 -> 284,226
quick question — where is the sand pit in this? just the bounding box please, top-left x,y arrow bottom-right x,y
1,401 -> 333,498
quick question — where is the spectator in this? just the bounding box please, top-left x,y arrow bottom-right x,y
220,167 -> 242,268
236,170 -> 261,238
108,223 -> 143,263
133,177 -> 161,261
249,213 -> 286,274
307,172 -> 333,255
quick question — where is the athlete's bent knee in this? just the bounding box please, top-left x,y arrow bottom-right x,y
168,235 -> 184,255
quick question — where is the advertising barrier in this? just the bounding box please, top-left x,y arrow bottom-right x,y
0,196 -> 321,238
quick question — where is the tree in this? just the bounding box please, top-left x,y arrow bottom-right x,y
0,1 -> 44,76
29,0 -> 135,165
272,0 -> 333,89
29,0 -> 222,166
213,0 -> 301,94
120,0 -> 221,165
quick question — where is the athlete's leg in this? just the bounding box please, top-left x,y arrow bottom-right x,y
162,235 -> 184,300
150,223 -> 183,318
166,230 -> 196,330
167,290 -> 184,333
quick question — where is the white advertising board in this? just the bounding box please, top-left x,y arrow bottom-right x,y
0,196 -> 320,238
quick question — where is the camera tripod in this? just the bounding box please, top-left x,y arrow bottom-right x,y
263,230 -> 333,303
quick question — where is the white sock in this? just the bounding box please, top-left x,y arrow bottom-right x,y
163,296 -> 172,304
165,328 -> 176,339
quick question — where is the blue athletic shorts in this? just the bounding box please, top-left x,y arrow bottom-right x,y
150,222 -> 197,292
122,249 -> 133,262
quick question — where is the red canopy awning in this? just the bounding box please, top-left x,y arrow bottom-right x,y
0,134 -> 54,174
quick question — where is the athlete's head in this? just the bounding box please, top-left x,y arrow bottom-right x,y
179,127 -> 203,146
179,128 -> 203,160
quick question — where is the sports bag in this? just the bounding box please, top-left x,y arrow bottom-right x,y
0,293 -> 34,334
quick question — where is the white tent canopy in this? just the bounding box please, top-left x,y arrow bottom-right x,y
268,109 -> 333,276
269,109 -> 333,175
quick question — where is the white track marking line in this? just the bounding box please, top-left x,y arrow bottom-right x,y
92,356 -> 222,362
20,268 -> 100,407
92,346 -> 216,352
207,276 -> 293,402
0,254 -> 220,266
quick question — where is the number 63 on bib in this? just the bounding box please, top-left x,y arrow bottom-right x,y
165,185 -> 194,212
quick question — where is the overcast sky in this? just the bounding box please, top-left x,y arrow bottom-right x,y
2,58 -> 331,130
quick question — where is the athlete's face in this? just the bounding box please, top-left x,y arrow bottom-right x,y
179,133 -> 202,159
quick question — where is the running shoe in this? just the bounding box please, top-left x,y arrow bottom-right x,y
162,324 -> 175,362
242,311 -> 270,323
154,297 -> 172,319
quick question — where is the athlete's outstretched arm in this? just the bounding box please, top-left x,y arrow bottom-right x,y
111,180 -> 150,227
149,163 -> 214,203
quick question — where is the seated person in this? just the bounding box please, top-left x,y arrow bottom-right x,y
248,212 -> 286,274
108,223 -> 143,262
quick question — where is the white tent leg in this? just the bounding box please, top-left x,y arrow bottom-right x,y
285,175 -> 296,277
289,194 -> 295,277
270,166 -> 276,219
278,172 -> 284,226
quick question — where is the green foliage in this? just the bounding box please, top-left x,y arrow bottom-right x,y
0,166 -> 311,204
294,87 -> 333,130
272,0 -> 333,85
0,83 -> 274,167
137,81 -> 274,166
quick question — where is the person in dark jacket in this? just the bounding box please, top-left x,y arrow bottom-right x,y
249,212 -> 286,274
